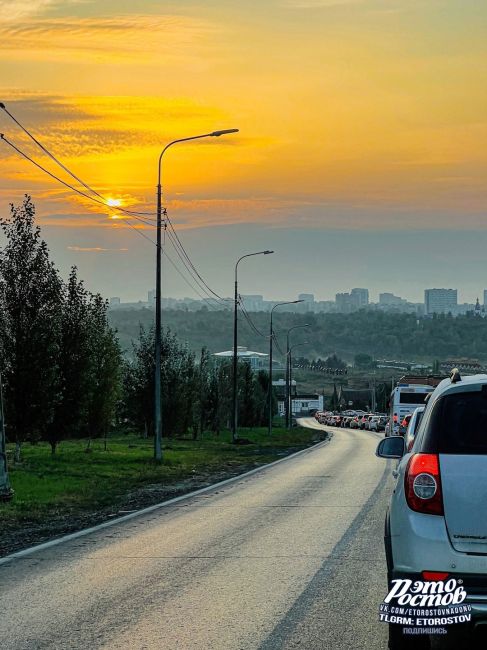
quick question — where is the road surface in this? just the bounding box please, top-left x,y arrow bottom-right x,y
1,422 -> 393,649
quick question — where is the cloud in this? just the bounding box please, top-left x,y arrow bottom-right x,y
0,13 -> 217,62
67,245 -> 128,252
0,93 -> 225,157
284,0 -> 363,7
0,0 -> 82,23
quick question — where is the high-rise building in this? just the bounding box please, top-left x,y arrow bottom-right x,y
484,290 -> 487,308
297,293 -> 315,312
335,292 -> 352,313
350,288 -> 369,308
379,292 -> 404,306
424,289 -> 457,315
241,295 -> 264,311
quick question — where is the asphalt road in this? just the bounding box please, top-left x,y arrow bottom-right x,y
0,422 -> 394,650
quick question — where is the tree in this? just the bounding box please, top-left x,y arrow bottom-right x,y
85,294 -> 122,449
239,362 -> 257,428
123,326 -> 155,437
354,353 -> 376,369
0,197 -> 63,460
324,353 -> 346,370
48,267 -> 92,453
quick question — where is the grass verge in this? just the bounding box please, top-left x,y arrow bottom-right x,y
1,425 -> 326,556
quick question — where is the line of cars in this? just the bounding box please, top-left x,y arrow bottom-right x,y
314,410 -> 389,432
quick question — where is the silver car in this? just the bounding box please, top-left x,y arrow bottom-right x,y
376,371 -> 487,649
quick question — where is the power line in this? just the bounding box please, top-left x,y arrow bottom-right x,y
1,115 -> 231,311
238,296 -> 267,338
272,330 -> 284,356
165,211 -> 230,302
120,218 -> 224,311
165,229 -> 230,309
0,133 -> 155,225
0,103 -> 155,219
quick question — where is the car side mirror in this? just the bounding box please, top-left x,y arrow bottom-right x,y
376,436 -> 405,459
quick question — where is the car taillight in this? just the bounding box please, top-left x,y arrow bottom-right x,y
405,453 -> 444,516
422,571 -> 449,581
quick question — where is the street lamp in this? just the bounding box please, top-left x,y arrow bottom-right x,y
288,341 -> 309,427
154,128 -> 239,461
233,250 -> 274,443
268,300 -> 303,436
285,324 -> 310,428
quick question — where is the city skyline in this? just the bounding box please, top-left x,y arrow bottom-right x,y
109,283 -> 487,314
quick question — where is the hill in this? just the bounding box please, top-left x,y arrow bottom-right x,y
108,308 -> 487,363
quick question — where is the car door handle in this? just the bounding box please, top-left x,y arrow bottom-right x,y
392,469 -> 399,479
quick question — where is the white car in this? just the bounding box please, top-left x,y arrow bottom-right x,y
376,371 -> 487,648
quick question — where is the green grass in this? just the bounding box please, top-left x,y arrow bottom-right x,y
1,426 -> 323,528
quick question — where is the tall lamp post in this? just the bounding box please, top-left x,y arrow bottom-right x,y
285,324 -> 310,428
268,300 -> 303,435
155,128 -> 239,461
288,341 -> 309,427
233,251 -> 273,443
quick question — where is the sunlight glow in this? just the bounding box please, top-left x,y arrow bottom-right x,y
107,198 -> 122,207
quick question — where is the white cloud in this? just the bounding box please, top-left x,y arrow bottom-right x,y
67,245 -> 128,252
0,0 -> 83,23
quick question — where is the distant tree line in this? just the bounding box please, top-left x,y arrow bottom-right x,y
109,304 -> 487,363
0,198 -> 276,457
294,353 -> 348,375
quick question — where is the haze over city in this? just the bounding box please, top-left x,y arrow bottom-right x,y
1,0 -> 487,303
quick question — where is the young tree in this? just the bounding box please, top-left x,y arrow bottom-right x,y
239,362 -> 257,428
123,326 -> 155,437
85,294 -> 122,449
0,197 -> 63,460
47,267 -> 92,453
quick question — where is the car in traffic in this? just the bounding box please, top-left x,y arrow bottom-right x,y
404,406 -> 425,451
367,415 -> 381,432
376,370 -> 487,648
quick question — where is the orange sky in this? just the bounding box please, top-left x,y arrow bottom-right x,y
0,0 -> 486,301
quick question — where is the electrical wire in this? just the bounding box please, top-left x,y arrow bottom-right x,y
0,134 -> 156,227
165,211 -> 231,302
238,296 -> 267,338
272,330 -> 284,356
0,103 -> 155,219
119,218 -> 223,311
0,112 -> 232,311
165,228 -> 230,309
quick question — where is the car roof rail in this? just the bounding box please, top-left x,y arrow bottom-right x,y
450,367 -> 462,384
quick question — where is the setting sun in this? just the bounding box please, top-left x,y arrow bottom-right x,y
106,198 -> 122,207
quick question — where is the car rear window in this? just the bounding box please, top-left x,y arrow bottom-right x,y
423,390 -> 487,454
399,392 -> 429,405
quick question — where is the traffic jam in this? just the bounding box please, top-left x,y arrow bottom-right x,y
315,372 -> 487,649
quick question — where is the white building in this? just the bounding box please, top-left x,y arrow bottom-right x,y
213,346 -> 268,370
277,394 -> 324,416
424,288 -> 457,315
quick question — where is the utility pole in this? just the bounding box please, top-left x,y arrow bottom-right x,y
288,341 -> 308,427
285,324 -> 310,428
268,300 -> 302,435
232,251 -> 273,442
0,373 -> 13,502
154,128 -> 238,461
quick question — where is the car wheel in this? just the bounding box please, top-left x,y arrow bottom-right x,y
388,624 -> 430,649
